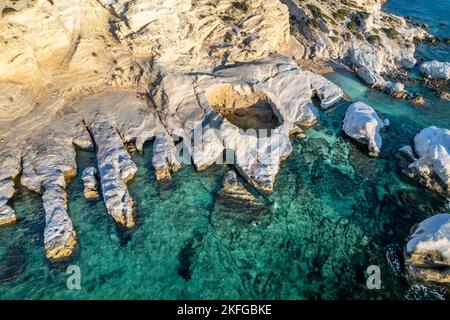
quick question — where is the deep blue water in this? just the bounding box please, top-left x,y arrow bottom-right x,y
383,0 -> 450,61
0,1 -> 449,300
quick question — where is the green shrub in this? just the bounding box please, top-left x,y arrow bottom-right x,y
329,36 -> 339,43
347,20 -> 359,31
2,7 -> 17,16
383,27 -> 399,39
232,1 -> 249,12
332,9 -> 348,21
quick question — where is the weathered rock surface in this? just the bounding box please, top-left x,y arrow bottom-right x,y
157,57 -> 343,192
406,214 -> 450,289
1,0 -> 428,262
285,0 -> 430,97
106,0 -> 290,71
400,126 -> 450,196
0,149 -> 21,226
191,112 -> 226,171
152,134 -> 181,180
20,116 -> 94,260
420,61 -> 450,80
81,167 -> 99,200
86,118 -> 137,228
343,102 -> 388,157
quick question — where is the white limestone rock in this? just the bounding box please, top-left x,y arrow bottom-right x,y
20,116 -> 94,260
383,81 -> 405,96
152,134 -> 181,180
398,145 -> 417,162
343,102 -> 388,157
351,46 -> 384,75
191,113 -> 225,171
403,126 -> 450,196
81,167 -> 99,200
406,214 -> 450,287
420,61 -> 450,80
400,50 -> 417,69
157,57 -> 343,192
357,66 -> 385,87
78,92 -> 169,227
88,119 -> 137,229
0,148 -> 21,226
108,0 -> 290,71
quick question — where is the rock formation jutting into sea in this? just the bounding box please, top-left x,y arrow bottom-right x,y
0,0 -> 449,298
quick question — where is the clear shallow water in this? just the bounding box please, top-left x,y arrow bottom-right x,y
1,4 -> 450,300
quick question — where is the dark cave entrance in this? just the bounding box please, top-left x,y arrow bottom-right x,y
205,84 -> 282,135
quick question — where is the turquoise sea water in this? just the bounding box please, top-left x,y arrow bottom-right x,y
0,2 -> 449,300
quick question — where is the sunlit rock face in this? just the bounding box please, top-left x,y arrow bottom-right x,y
19,116 -> 94,260
0,0 -> 289,122
156,56 -> 344,192
400,126 -> 450,197
420,61 -> 450,80
79,92 -> 164,228
284,0 -> 430,98
101,0 -> 290,70
81,167 -> 99,200
0,2 -> 295,234
343,102 -> 389,157
406,214 -> 450,290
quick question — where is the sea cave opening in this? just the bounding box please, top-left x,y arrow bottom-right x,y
205,84 -> 282,137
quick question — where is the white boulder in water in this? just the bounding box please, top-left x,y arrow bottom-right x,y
343,102 -> 388,157
420,61 -> 450,80
406,213 -> 450,288
401,126 -> 450,196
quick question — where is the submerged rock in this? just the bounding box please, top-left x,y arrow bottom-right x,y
81,167 -> 99,200
405,213 -> 450,290
412,95 -> 426,106
438,91 -> 450,101
41,181 -> 77,260
216,171 -> 266,220
420,61 -> 450,80
401,126 -> 450,196
343,102 -> 388,157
